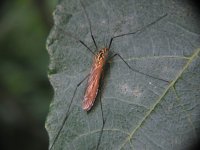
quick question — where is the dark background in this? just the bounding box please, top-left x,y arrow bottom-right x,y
0,0 -> 56,150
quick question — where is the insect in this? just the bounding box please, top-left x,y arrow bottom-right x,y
82,48 -> 109,111
49,1 -> 169,149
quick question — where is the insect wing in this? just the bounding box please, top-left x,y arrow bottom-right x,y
82,66 -> 102,111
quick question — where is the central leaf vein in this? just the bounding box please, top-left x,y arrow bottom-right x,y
119,48 -> 200,149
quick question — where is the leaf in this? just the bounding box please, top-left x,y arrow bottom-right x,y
45,0 -> 200,149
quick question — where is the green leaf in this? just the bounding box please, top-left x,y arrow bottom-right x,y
45,0 -> 200,149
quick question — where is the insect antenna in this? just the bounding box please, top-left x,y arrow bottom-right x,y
80,0 -> 98,51
108,13 -> 168,50
49,74 -> 89,150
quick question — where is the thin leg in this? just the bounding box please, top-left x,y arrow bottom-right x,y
108,53 -> 169,83
80,0 -> 98,51
108,14 -> 168,50
79,40 -> 95,55
96,77 -> 106,150
49,74 -> 89,150
55,26 -> 95,55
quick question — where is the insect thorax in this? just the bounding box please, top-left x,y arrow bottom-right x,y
95,48 -> 109,65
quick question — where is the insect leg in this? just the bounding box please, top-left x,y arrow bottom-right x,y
80,0 -> 98,51
79,40 -> 95,55
108,53 -> 169,83
49,74 -> 90,150
95,89 -> 105,150
55,26 -> 95,55
108,14 -> 168,50
96,73 -> 107,150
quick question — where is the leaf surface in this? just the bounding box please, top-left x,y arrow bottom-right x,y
46,0 -> 200,149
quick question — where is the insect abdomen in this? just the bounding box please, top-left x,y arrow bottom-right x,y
82,66 -> 103,111
82,48 -> 109,111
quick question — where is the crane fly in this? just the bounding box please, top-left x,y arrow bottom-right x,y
49,0 -> 169,149
82,48 -> 109,111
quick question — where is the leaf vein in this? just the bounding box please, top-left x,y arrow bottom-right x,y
119,48 -> 200,149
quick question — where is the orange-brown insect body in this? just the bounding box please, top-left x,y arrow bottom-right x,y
82,48 -> 109,111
